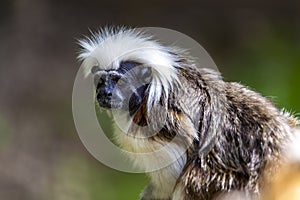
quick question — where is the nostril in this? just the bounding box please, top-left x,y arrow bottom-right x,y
106,92 -> 112,98
97,87 -> 113,98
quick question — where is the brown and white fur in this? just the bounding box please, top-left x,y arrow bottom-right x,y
78,27 -> 298,200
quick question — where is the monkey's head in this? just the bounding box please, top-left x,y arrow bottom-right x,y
93,61 -> 152,115
78,28 -> 181,116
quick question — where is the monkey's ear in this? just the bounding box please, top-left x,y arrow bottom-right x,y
80,56 -> 99,78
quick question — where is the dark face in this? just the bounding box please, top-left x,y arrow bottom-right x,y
93,61 -> 152,115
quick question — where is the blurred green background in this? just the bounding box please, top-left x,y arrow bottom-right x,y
0,0 -> 299,200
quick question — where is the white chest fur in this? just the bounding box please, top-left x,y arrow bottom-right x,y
115,128 -> 187,199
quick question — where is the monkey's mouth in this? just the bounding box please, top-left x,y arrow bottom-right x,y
96,93 -> 143,117
96,94 -> 123,109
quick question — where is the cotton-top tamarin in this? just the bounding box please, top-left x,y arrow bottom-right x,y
77,27 -> 298,200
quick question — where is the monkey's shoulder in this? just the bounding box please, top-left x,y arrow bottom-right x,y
223,81 -> 298,129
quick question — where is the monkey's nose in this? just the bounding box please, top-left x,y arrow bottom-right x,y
96,91 -> 112,108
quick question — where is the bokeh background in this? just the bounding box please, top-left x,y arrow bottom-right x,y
0,0 -> 299,199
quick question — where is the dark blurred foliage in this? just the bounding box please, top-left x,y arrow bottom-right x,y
0,0 -> 299,199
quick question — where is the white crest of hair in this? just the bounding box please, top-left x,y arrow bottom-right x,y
78,27 -> 181,109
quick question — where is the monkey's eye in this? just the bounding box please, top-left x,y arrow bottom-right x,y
117,78 -> 126,86
110,74 -> 121,83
